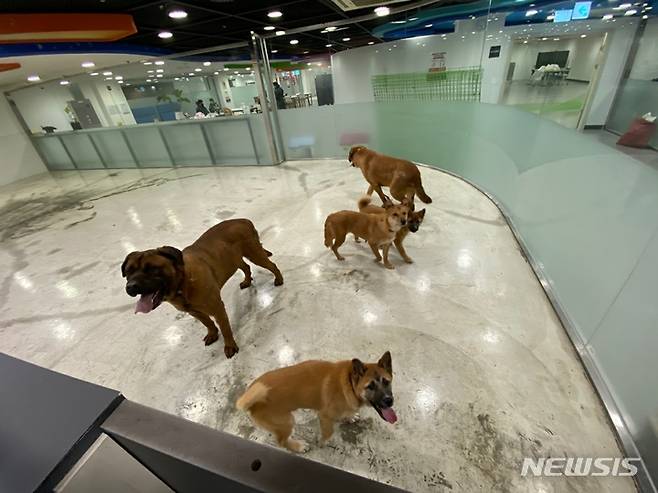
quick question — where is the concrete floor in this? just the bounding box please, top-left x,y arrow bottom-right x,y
0,161 -> 635,492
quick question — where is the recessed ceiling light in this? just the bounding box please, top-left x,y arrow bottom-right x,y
303,50 -> 309,54
526,9 -> 538,16
118,80 -> 124,84
342,37 -> 351,41
234,71 -> 239,74
224,67 -> 229,71
89,72 -> 99,76
374,6 -> 390,16
156,69 -> 164,73
624,9 -> 637,15
391,20 -> 406,24
642,14 -> 648,18
581,34 -> 587,37
214,71 -> 219,75
615,3 -> 632,9
156,74 -> 163,78
425,24 -> 433,27
603,14 -> 613,19
325,43 -> 333,47
275,30 -> 286,36
60,80 -> 70,85
326,26 -> 337,32
155,61 -> 165,65
290,39 -> 299,44
147,70 -> 154,73
541,37 -> 548,40
146,79 -> 152,82
158,31 -> 173,39
81,61 -> 95,68
547,14 -> 555,20
368,41 -> 374,45
105,77 -> 113,80
553,37 -> 560,40
194,68 -> 202,72
523,40 -> 528,43
307,62 -> 312,65
272,49 -> 279,53
264,26 -> 276,31
268,10 -> 282,18
114,75 -> 123,80
143,61 -> 152,65
102,71 -> 112,76
168,9 -> 187,19
203,61 -> 211,66
408,17 -> 418,21
188,72 -> 195,76
27,75 -> 40,82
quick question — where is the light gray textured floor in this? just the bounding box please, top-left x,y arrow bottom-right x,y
0,161 -> 635,492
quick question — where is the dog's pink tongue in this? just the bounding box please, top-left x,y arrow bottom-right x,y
135,294 -> 154,314
382,407 -> 397,424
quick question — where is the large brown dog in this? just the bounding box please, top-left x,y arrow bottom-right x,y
356,196 -> 426,264
121,219 -> 283,358
236,352 -> 396,452
349,145 -> 432,205
323,201 -> 410,269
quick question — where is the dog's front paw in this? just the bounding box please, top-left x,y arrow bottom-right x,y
403,257 -> 414,264
203,333 -> 219,346
224,344 -> 239,358
384,262 -> 395,270
240,279 -> 252,289
373,257 -> 382,263
287,439 -> 309,453
343,413 -> 361,424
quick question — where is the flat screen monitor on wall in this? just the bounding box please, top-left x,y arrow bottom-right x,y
536,51 -> 569,69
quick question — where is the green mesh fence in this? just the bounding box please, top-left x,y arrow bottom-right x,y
372,67 -> 482,103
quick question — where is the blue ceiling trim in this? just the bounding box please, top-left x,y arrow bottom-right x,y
0,42 -> 171,58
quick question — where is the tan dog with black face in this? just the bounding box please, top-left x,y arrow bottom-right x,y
323,201 -> 410,269
356,196 -> 426,264
236,352 -> 396,453
349,145 -> 432,205
121,219 -> 283,358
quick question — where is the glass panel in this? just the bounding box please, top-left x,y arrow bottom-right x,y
607,17 -> 658,148
32,136 -> 74,170
123,126 -> 172,168
203,117 -> 262,165
90,131 -> 136,168
60,133 -> 104,169
160,123 -> 212,166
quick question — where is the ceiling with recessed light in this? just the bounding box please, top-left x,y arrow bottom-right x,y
0,0 -> 654,62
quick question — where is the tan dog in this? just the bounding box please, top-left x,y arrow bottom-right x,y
323,202 -> 410,269
121,219 -> 283,358
356,196 -> 426,264
349,145 -> 432,205
236,352 -> 396,452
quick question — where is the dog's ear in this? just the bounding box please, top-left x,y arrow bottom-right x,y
382,199 -> 394,209
377,351 -> 392,374
348,145 -> 363,163
351,358 -> 366,380
418,209 -> 426,218
156,246 -> 184,268
121,252 -> 139,278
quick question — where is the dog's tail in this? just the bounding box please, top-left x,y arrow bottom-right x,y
357,195 -> 372,211
415,181 -> 432,204
236,382 -> 269,411
324,218 -> 334,248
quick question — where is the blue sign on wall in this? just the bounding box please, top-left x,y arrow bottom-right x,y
554,9 -> 573,22
572,1 -> 592,19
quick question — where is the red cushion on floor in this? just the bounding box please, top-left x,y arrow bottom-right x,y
617,118 -> 656,148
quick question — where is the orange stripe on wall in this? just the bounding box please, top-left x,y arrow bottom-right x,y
0,14 -> 137,43
0,63 -> 21,72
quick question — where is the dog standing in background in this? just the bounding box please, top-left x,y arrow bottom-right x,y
349,145 -> 432,205
324,201 -> 410,269
356,196 -> 426,264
